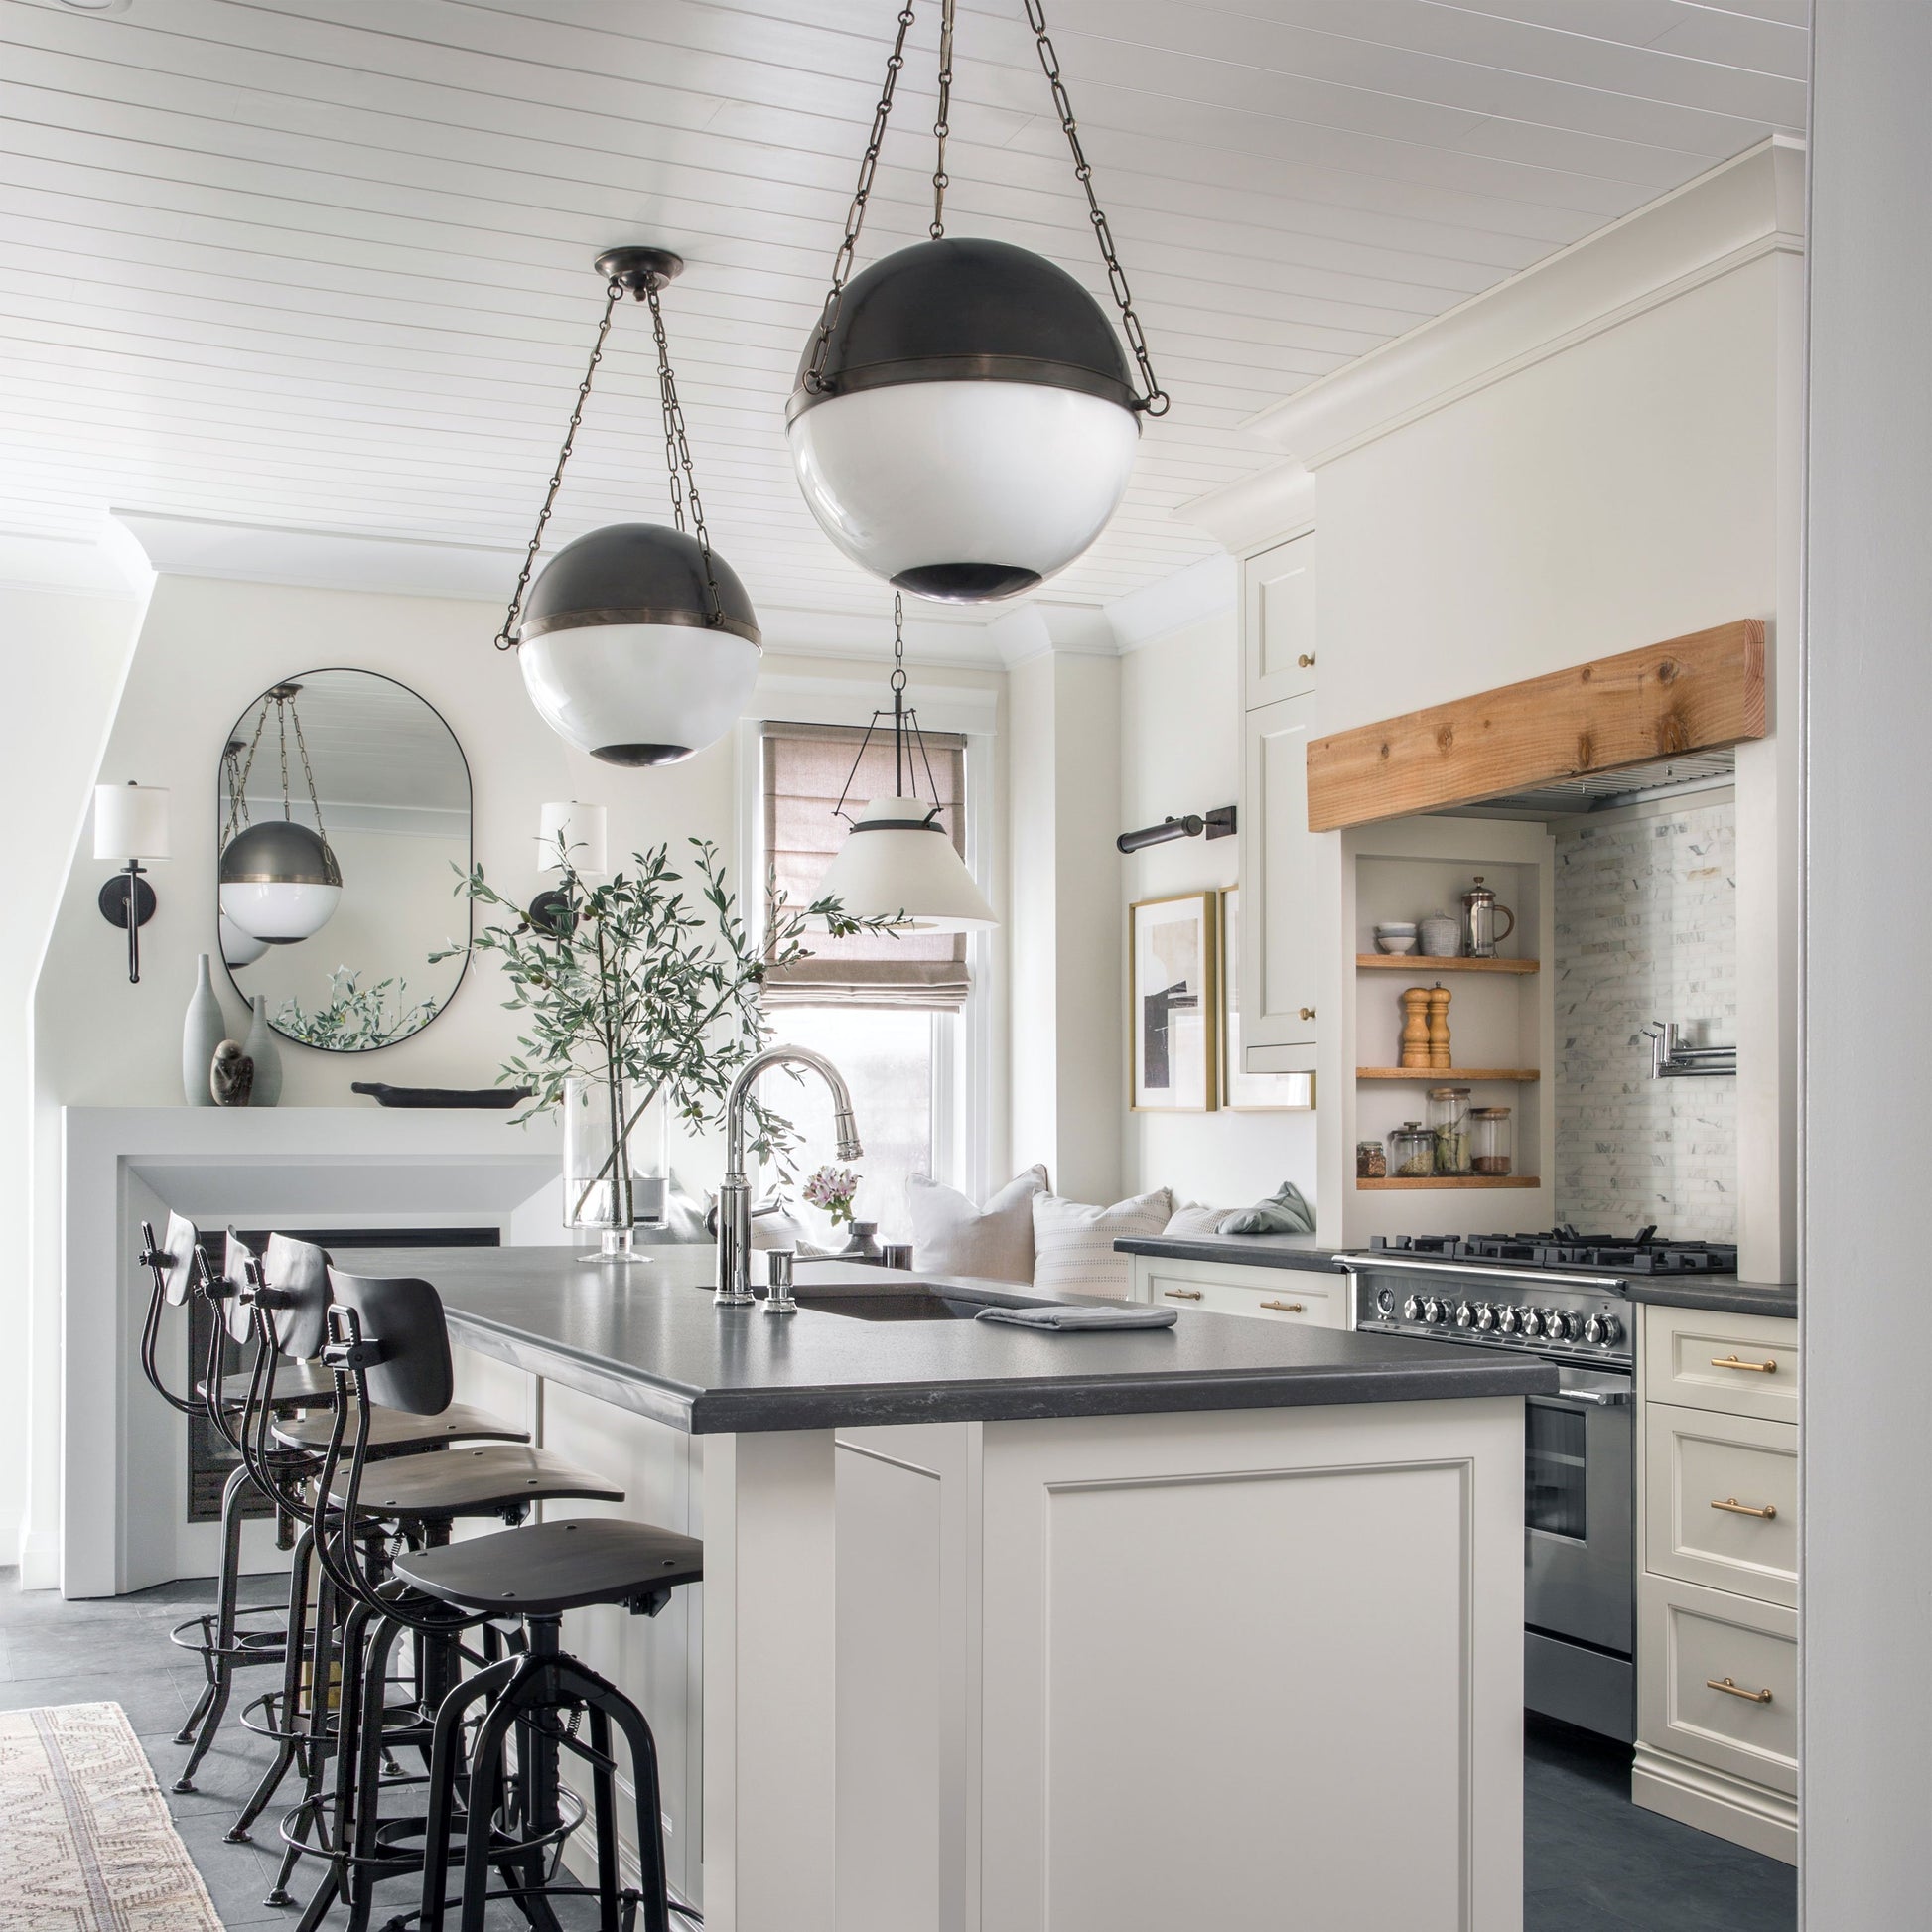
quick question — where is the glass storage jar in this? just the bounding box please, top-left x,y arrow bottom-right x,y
1356,1139 -> 1388,1180
1470,1106 -> 1513,1177
1388,1122 -> 1435,1180
1426,1085 -> 1472,1175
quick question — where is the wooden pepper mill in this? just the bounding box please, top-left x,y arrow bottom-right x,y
1428,984 -> 1452,1069
1399,987 -> 1433,1068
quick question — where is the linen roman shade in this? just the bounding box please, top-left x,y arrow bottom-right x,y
760,720 -> 971,1011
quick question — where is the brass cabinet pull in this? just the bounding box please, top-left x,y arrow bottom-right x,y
1711,1496 -> 1777,1520
1299,1007 -> 1316,1022
1259,1299 -> 1306,1313
1163,1287 -> 1203,1302
1711,1354 -> 1777,1374
1707,1676 -> 1774,1705
1297,652 -> 1315,668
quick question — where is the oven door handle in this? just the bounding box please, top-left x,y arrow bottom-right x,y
1543,1368 -> 1633,1407
1335,1253 -> 1629,1295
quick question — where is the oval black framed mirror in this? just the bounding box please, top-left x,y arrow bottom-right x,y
215,669 -> 472,1050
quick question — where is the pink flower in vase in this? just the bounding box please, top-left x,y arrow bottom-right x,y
802,1163 -> 860,1228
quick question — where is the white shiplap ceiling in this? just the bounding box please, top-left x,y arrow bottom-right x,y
0,0 -> 1806,620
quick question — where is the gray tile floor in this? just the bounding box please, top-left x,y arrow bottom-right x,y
2,1568 -> 1796,1929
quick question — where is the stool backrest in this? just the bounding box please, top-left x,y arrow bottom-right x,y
150,1211 -> 204,1308
262,1233 -> 331,1362
325,1269 -> 454,1419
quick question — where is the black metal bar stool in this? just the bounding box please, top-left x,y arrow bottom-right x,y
318,1268 -> 703,1932
282,1264 -> 654,1932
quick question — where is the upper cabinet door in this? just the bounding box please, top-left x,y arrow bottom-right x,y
1243,532 -> 1317,708
1240,692 -> 1319,1070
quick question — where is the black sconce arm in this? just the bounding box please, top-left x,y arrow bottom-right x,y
1116,805 -> 1235,855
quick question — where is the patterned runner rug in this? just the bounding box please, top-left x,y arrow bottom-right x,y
0,1701 -> 222,1930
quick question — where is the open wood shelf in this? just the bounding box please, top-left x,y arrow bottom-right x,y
1356,1067 -> 1541,1082
1355,954 -> 1539,974
1355,1175 -> 1542,1191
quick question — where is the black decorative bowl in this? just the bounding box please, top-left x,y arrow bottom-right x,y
350,1083 -> 533,1110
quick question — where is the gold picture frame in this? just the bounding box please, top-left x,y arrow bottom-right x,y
1129,891 -> 1218,1112
1219,887 -> 1315,1112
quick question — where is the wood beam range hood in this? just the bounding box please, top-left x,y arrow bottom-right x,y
1305,620 -> 1766,832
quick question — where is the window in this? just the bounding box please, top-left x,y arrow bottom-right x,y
756,721 -> 974,1244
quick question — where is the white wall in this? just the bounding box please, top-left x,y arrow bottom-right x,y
1803,4 -> 1932,1916
0,585 -> 145,1557
1118,615 -> 1317,1216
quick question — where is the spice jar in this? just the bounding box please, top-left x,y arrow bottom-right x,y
1426,1085 -> 1472,1176
1388,1122 -> 1435,1180
1356,1139 -> 1388,1180
1470,1106 -> 1513,1177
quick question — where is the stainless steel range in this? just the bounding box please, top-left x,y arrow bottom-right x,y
1337,1228 -> 1731,1744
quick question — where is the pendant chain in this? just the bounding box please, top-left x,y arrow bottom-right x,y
493,279 -> 623,651
288,693 -> 330,846
929,0 -> 955,239
804,4 -> 916,394
1023,0 -> 1168,414
232,701 -> 272,836
892,590 -> 908,692
646,284 -> 723,624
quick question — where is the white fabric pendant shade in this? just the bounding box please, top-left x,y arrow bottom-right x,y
537,801 -> 609,877
816,796 -> 996,934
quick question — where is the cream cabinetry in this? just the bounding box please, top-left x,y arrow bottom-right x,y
1236,533 -> 1323,1076
1633,1302 -> 1799,1863
1127,1253 -> 1345,1328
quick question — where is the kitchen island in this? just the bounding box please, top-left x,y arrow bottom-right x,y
355,1243 -> 1554,1932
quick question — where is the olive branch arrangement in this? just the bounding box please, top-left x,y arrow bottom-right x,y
439,837 -> 893,1226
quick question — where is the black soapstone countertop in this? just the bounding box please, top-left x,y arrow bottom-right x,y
1620,1277 -> 1798,1319
1113,1232 -> 1345,1273
346,1243 -> 1556,1436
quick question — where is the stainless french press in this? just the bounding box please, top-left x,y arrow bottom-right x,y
1459,876 -> 1516,957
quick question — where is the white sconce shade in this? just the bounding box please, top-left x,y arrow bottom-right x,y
219,913 -> 269,969
94,783 -> 171,861
538,801 -> 609,876
815,796 -> 996,934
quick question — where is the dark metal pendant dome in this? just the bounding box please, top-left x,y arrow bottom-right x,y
219,818 -> 341,890
520,524 -> 759,647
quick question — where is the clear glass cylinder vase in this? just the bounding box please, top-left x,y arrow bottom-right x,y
563,1072 -> 668,1263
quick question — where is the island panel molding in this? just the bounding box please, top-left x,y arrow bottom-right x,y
1305,620 -> 1767,832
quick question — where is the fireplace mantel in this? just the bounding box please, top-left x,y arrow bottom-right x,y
61,1105 -> 561,1597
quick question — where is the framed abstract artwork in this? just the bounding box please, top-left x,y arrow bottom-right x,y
1219,888 -> 1315,1111
1129,891 -> 1218,1112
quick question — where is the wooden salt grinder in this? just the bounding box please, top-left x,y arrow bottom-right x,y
1399,987 -> 1433,1068
1428,984 -> 1452,1069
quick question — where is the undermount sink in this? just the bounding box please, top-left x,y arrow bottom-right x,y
784,1274 -> 1016,1322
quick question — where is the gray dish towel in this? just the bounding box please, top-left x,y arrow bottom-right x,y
1218,1180 -> 1315,1237
974,1303 -> 1179,1331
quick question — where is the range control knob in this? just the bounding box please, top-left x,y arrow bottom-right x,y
1496,1306 -> 1523,1335
1584,1313 -> 1624,1348
1453,1300 -> 1477,1329
1544,1310 -> 1576,1343
1426,1297 -> 1450,1325
1402,1295 -> 1427,1323
1474,1304 -> 1498,1332
1519,1309 -> 1545,1338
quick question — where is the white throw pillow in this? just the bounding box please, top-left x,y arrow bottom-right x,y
1163,1201 -> 1235,1239
908,1166 -> 1049,1285
1032,1188 -> 1174,1299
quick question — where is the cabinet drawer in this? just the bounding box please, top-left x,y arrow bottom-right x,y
1642,1306 -> 1798,1423
1638,1576 -> 1796,1796
1643,1403 -> 1797,1608
1132,1259 -> 1343,1329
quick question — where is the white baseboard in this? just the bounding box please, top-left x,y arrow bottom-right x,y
1633,1741 -> 1798,1863
15,1520 -> 59,1593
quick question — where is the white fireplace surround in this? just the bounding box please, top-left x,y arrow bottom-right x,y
61,1106 -> 563,1598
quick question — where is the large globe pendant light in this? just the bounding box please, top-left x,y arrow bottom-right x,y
787,0 -> 1169,604
218,688 -> 344,945
815,594 -> 996,933
498,248 -> 760,764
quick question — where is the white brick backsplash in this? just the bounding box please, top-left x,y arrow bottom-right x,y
1554,802 -> 1737,1240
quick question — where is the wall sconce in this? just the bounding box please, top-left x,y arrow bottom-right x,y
1116,805 -> 1235,854
528,800 -> 608,932
95,781 -> 171,984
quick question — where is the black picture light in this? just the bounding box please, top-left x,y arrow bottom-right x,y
1117,805 -> 1236,854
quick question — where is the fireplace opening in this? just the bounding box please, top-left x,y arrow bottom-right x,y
187,1225 -> 501,1524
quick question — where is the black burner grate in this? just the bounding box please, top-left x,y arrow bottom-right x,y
1370,1230 -> 1737,1276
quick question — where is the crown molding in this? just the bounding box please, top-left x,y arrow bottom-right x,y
0,525 -> 152,601
1177,464 -> 1316,558
1107,553 -> 1238,651
1200,138 -> 1804,503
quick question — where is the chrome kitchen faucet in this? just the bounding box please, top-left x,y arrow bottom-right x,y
715,1045 -> 862,1308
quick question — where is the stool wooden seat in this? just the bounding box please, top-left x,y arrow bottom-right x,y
393,1517 -> 703,1617
272,1400 -> 528,1453
199,1356 -> 337,1409
327,1444 -> 624,1520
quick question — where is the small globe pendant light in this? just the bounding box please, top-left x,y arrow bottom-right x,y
499,249 -> 760,764
218,688 -> 344,945
787,0 -> 1169,604
815,594 -> 996,933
